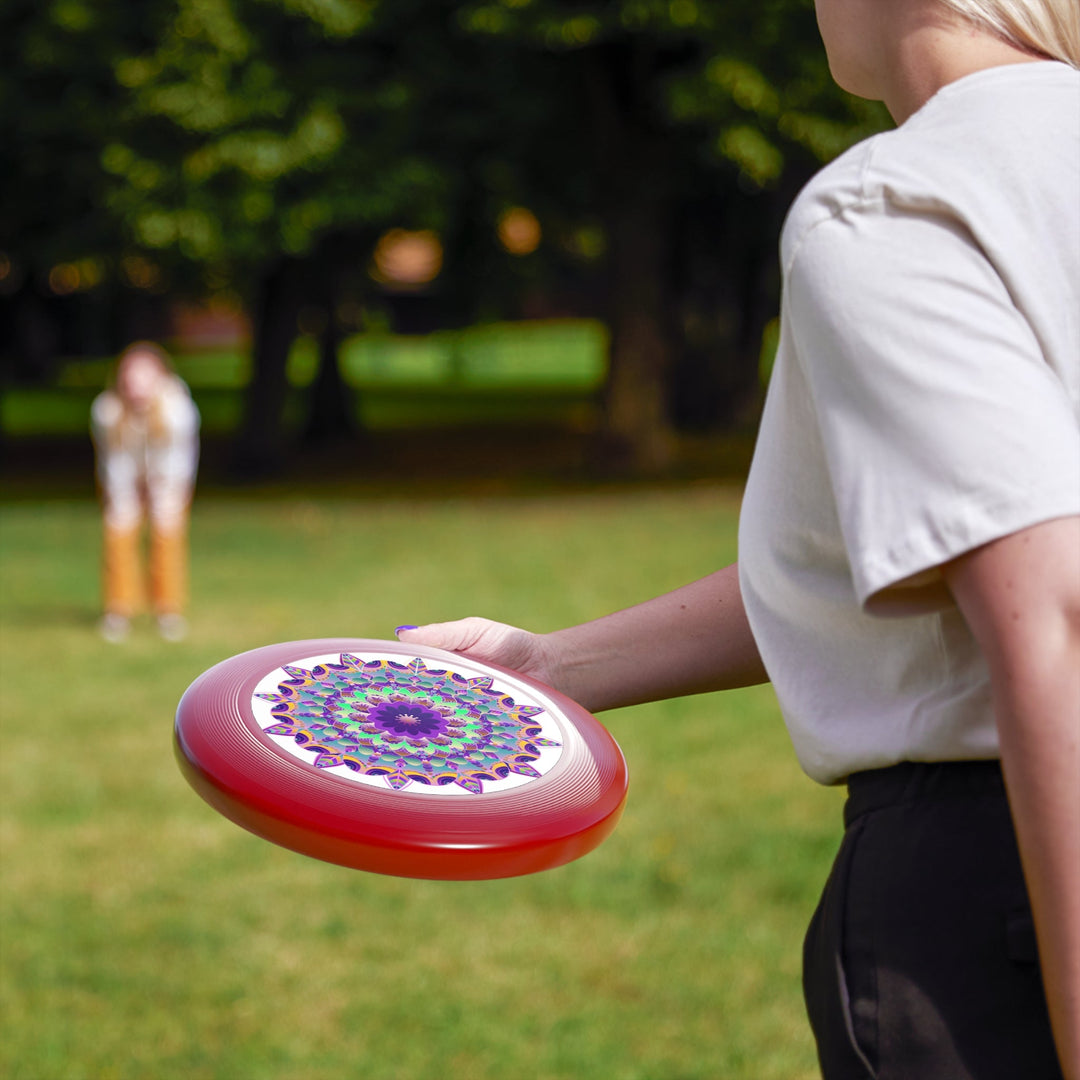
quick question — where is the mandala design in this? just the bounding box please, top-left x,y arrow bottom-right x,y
253,653 -> 562,795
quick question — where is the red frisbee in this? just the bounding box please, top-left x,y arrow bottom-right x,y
174,638 -> 628,880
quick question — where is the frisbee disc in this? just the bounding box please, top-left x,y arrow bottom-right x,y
174,638 -> 628,880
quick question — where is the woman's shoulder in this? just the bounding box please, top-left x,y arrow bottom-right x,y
782,62 -> 1079,273
779,136 -> 885,270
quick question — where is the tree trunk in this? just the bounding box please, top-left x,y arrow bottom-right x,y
669,187 -> 781,432
602,189 -> 675,472
585,42 -> 677,475
232,258 -> 304,479
3,278 -> 60,384
302,302 -> 355,447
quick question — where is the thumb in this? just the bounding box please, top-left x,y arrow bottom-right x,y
395,618 -> 489,653
395,619 -> 554,687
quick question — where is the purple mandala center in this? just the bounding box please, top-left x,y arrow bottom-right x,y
368,700 -> 447,738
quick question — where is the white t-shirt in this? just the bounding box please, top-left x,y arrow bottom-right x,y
739,62 -> 1080,785
91,375 -> 200,530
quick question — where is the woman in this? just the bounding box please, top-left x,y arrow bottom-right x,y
91,342 -> 200,642
396,1 -> 1079,1076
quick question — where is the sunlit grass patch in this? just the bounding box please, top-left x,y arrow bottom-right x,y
1,488 -> 840,1079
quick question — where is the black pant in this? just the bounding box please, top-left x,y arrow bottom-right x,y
802,761 -> 1063,1080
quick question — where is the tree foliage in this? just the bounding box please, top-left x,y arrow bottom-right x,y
1,0 -> 890,471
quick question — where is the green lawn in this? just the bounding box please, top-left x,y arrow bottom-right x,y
1,320 -> 610,437
0,485 -> 841,1079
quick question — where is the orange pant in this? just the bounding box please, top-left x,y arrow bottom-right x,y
102,517 -> 188,617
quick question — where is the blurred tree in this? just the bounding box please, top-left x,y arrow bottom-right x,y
1,0 -> 889,474
454,0 -> 890,470
99,0 -> 563,474
0,0 -> 168,380
94,0 -> 442,472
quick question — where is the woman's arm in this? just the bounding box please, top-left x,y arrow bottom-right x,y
944,515 -> 1080,1080
398,562 -> 768,713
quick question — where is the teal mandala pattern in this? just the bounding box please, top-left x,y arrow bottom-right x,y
254,654 -> 562,795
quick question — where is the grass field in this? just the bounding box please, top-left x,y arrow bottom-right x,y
0,484 -> 842,1079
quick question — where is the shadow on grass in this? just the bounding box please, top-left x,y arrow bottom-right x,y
1,426 -> 758,503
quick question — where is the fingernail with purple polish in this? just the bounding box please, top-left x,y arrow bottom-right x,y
395,625 -> 418,635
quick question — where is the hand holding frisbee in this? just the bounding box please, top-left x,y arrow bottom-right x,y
175,637 -> 628,880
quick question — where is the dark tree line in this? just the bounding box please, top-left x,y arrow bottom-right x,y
1,0 -> 889,474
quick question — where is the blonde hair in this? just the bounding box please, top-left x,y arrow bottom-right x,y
938,0 -> 1080,66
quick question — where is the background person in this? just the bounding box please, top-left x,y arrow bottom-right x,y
396,1 -> 1080,1076
90,341 -> 200,642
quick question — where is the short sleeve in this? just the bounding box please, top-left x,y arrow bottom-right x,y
787,202 -> 1080,612
90,391 -> 122,442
